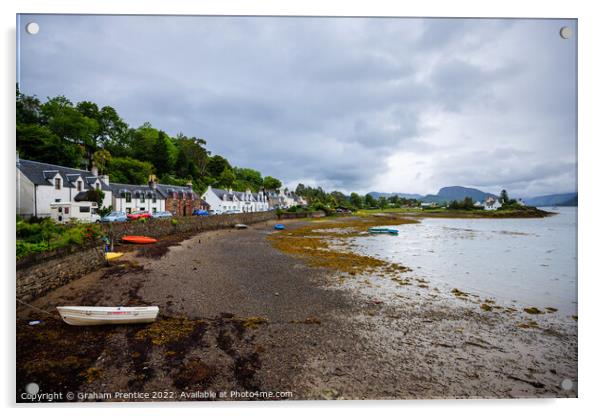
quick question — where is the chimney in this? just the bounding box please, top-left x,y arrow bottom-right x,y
91,163 -> 99,177
100,174 -> 109,186
186,181 -> 193,189
228,188 -> 232,193
148,174 -> 157,190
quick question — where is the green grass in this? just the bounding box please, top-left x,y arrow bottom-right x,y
16,217 -> 102,260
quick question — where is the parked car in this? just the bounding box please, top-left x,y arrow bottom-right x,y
127,211 -> 152,220
101,211 -> 128,223
151,211 -> 173,219
192,209 -> 209,216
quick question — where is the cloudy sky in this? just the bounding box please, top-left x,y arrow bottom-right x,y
17,15 -> 577,197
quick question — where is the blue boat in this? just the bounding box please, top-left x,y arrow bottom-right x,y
368,227 -> 398,235
274,224 -> 285,230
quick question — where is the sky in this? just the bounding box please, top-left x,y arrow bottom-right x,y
17,15 -> 577,197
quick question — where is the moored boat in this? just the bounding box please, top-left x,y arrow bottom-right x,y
121,235 -> 158,244
368,227 -> 399,235
274,224 -> 285,230
105,252 -> 124,261
57,306 -> 159,326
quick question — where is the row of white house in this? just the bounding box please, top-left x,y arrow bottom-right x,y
200,186 -> 307,214
17,157 -> 308,220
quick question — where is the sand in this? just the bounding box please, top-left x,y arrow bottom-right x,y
16,217 -> 577,401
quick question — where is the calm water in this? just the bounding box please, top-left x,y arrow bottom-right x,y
349,207 -> 577,315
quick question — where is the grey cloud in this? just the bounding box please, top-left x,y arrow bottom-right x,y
18,15 -> 577,196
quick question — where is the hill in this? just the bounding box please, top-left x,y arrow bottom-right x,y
421,186 -> 497,203
522,193 -> 578,207
367,192 -> 424,200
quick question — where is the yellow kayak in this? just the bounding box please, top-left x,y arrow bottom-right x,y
105,252 -> 124,261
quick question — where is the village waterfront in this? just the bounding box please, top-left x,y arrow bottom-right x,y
16,209 -> 577,401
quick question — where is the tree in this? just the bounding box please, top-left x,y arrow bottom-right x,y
107,157 -> 154,185
17,124 -> 83,167
40,96 -> 99,168
218,168 -> 236,188
16,88 -> 41,125
263,176 -> 282,191
350,192 -> 363,209
234,167 -> 263,192
206,155 -> 231,179
364,194 -> 376,208
151,131 -> 177,176
500,189 -> 509,204
92,149 -> 112,174
378,196 -> 388,210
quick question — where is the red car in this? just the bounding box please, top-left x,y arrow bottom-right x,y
127,211 -> 152,220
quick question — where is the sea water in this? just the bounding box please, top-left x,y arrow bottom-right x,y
348,207 -> 577,316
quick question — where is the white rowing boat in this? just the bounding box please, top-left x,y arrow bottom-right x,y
57,306 -> 159,326
234,223 -> 248,229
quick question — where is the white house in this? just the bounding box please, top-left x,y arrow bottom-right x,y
17,157 -> 112,218
202,186 -> 269,214
266,188 -> 307,209
483,196 -> 502,210
110,182 -> 166,214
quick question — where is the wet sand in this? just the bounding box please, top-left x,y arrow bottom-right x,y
16,217 -> 577,401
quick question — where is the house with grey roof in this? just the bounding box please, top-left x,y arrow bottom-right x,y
17,156 -> 112,218
109,181 -> 166,214
202,186 -> 268,214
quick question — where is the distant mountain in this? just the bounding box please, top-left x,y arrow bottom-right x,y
421,186 -> 497,203
368,192 -> 424,200
522,193 -> 578,207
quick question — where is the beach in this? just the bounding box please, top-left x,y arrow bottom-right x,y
16,215 -> 577,401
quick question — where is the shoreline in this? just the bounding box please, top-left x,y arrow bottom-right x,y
16,215 -> 577,401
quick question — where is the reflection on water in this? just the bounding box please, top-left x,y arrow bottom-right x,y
348,207 -> 577,315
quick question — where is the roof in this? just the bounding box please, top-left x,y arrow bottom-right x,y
155,184 -> 199,199
207,187 -> 235,201
109,183 -> 165,199
17,159 -> 110,191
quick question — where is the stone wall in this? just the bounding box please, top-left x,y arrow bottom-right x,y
279,211 -> 326,219
17,211 -> 277,301
104,210 -> 276,241
17,240 -> 105,301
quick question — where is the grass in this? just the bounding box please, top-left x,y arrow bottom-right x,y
268,215 -> 414,275
16,217 -> 102,260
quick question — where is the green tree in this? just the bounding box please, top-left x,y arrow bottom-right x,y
151,131 -> 177,176
17,124 -> 83,167
364,194 -> 376,208
218,168 -> 236,188
206,155 -> 231,179
350,192 -> 363,209
92,149 -> 112,175
40,96 -> 99,168
500,189 -> 509,204
263,176 -> 282,191
378,196 -> 388,210
107,157 -> 154,184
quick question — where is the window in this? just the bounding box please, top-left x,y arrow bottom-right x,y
126,207 -> 131,214
54,199 -> 61,202
152,195 -> 157,203
125,192 -> 132,203
152,208 -> 157,213
77,181 -> 82,191
79,206 -> 90,213
64,207 -> 70,214
140,193 -> 146,203
95,183 -> 100,190
54,178 -> 61,189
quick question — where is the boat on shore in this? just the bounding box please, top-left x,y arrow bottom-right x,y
105,252 -> 124,261
234,223 -> 248,229
57,306 -> 159,326
368,227 -> 399,235
121,235 -> 158,244
274,224 -> 285,230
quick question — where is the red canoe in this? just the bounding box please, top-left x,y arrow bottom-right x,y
121,235 -> 158,244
